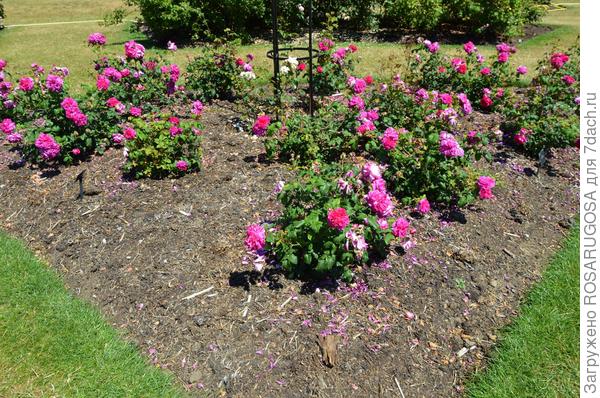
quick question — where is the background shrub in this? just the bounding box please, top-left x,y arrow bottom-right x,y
122,0 -> 546,42
381,0 -> 444,31
502,46 -> 580,155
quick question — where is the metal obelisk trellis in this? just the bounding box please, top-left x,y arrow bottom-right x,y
267,0 -> 316,117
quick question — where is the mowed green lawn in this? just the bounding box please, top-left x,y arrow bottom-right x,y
0,232 -> 187,397
0,0 -> 580,89
0,232 -> 184,398
468,227 -> 580,398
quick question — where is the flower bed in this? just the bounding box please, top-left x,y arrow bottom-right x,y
246,39 -> 579,282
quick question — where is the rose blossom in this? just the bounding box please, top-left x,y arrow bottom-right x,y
245,224 -> 266,251
348,96 -> 365,110
463,41 -> 477,54
392,218 -> 410,238
417,198 -> 430,214
516,65 -> 528,75
124,40 -> 145,60
365,190 -> 394,217
550,52 -> 569,69
480,95 -> 493,109
327,208 -> 350,231
87,32 -> 107,46
252,115 -> 271,136
477,176 -> 495,199
361,162 -> 382,182
176,160 -> 188,171
97,74 -> 110,91
45,74 -> 64,92
123,127 -> 136,140
191,100 -> 204,116
19,77 -> 34,91
439,131 -> 464,158
1,118 -> 16,134
112,133 -> 125,144
562,75 -> 576,86
6,133 -> 22,143
380,127 -> 399,150
35,133 -> 61,160
514,128 -> 529,145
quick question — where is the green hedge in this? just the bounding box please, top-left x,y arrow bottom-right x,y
125,0 -> 546,42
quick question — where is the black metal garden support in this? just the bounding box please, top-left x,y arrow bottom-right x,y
267,0 -> 317,117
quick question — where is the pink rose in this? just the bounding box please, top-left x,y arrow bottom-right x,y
245,224 -> 266,252
392,218 -> 410,238
327,208 -> 350,231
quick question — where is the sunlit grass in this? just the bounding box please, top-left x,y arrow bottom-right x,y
467,226 -> 579,397
0,232 -> 188,397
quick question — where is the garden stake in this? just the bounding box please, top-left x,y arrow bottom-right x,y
75,170 -> 85,200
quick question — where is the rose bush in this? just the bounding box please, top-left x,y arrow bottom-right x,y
262,70 -> 490,205
245,164 -> 413,281
122,110 -> 204,179
408,40 -> 523,112
502,45 -> 580,155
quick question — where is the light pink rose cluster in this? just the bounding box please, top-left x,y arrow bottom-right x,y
439,131 -> 464,158
124,40 -> 145,60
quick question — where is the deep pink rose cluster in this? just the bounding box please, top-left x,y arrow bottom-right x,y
380,127 -> 399,150
19,77 -> 34,92
451,58 -> 467,74
550,52 -> 570,69
496,42 -> 516,64
562,75 -> 576,86
0,118 -> 15,134
45,74 -> 64,92
245,224 -> 266,252
392,218 -> 410,238
252,115 -> 271,136
61,97 -> 88,127
97,74 -> 110,91
327,208 -> 350,231
35,133 -> 61,160
423,40 -> 439,53
175,160 -> 188,172
191,100 -> 204,116
463,41 -> 477,55
514,128 -> 530,145
477,176 -> 495,199
107,97 -> 126,113
416,198 -> 430,214
457,93 -> 473,115
365,189 -> 394,217
88,32 -> 107,46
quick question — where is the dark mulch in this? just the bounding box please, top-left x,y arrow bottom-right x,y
0,103 -> 578,397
